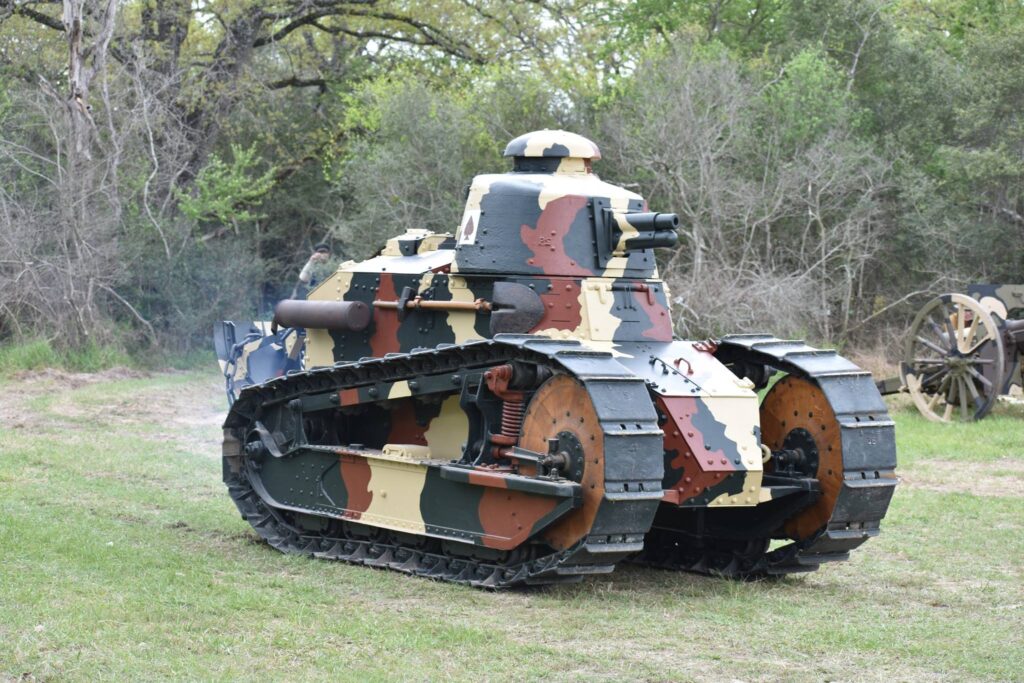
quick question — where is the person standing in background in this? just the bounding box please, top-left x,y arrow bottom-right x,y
292,242 -> 332,298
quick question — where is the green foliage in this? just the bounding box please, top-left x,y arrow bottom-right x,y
0,78 -> 11,122
118,237 -> 267,350
152,348 -> 218,371
3,0 -> 1024,359
0,339 -> 132,372
329,67 -> 568,257
0,340 -> 59,372
64,342 -> 134,372
606,0 -> 787,56
762,48 -> 861,151
896,0 -> 1024,43
176,145 -> 277,226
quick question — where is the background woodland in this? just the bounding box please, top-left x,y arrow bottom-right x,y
0,0 -> 1022,357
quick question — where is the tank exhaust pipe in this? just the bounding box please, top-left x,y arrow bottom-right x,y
272,299 -> 371,333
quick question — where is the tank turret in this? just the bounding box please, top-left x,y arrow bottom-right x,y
454,130 -> 676,278
215,130 -> 897,589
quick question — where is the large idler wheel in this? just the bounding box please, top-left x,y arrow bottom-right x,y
760,375 -> 844,541
519,374 -> 604,552
901,293 -> 1005,423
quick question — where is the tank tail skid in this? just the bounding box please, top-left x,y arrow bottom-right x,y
636,335 -> 898,578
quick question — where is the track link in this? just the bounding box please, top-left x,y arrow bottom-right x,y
636,334 -> 898,578
223,335 -> 664,588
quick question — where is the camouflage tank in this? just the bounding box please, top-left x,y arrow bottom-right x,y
217,130 -> 898,587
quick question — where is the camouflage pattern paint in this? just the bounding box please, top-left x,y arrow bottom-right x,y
967,283 -> 1024,321
967,283 -> 1024,393
287,131 -> 766,513
254,444 -> 575,549
222,130 -> 895,583
503,129 -> 602,160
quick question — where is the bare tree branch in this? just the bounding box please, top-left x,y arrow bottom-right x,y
266,75 -> 328,90
0,0 -> 65,31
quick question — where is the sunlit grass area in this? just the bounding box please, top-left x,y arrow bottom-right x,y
1,371 -> 1021,681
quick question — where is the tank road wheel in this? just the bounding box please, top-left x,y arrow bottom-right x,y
760,376 -> 843,542
518,374 -> 604,552
901,293 -> 1005,422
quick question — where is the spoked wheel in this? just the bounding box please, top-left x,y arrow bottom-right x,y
901,293 -> 1005,423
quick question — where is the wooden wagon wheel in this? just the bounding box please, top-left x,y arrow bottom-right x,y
900,293 -> 1005,423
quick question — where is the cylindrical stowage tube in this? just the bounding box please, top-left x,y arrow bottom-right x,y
273,299 -> 371,332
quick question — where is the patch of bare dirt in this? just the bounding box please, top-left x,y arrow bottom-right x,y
0,368 -> 225,458
11,366 -> 149,386
107,376 -> 224,456
845,350 -> 898,381
899,458 -> 1024,497
0,367 -> 149,427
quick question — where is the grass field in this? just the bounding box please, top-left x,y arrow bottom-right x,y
1,368 -> 1022,682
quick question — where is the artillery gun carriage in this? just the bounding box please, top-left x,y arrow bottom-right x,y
215,131 -> 898,587
877,285 -> 1024,422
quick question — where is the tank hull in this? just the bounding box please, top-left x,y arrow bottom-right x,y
217,129 -> 897,586
222,334 -> 897,586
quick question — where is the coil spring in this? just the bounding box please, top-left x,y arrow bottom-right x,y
500,399 -> 526,440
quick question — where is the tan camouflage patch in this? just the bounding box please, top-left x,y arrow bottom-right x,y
705,396 -> 764,507
555,157 -> 589,174
381,443 -> 433,461
446,276 -> 483,343
417,272 -> 436,294
232,339 -> 256,382
388,380 -> 413,401
709,470 -> 764,507
512,129 -> 601,159
456,177 -> 493,247
612,210 -> 640,254
603,196 -> 639,277
302,270 -> 355,367
363,457 -> 428,534
535,173 -> 640,211
417,233 -> 453,253
582,279 -> 623,341
379,230 -> 419,256
424,395 -> 470,459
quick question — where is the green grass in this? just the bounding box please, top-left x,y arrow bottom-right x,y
889,401 -> 1024,465
0,339 -> 132,373
0,338 -> 215,374
1,372 -> 1022,681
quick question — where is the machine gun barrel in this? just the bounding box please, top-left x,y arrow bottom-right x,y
619,212 -> 679,251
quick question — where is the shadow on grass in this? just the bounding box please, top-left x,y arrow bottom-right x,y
537,561 -> 808,599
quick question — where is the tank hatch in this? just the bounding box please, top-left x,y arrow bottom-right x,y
454,131 -> 676,278
504,129 -> 600,158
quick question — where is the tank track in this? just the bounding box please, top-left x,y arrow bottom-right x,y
636,334 -> 898,579
222,335 -> 663,588
224,473 -> 590,587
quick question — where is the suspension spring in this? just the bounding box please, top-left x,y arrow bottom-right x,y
501,399 -> 526,440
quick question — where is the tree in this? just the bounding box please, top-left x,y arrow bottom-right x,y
330,67 -> 572,258
601,42 -> 890,342
0,0 -> 571,348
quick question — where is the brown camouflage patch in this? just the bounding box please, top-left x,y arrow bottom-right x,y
477,489 -> 558,549
340,454 -> 373,519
